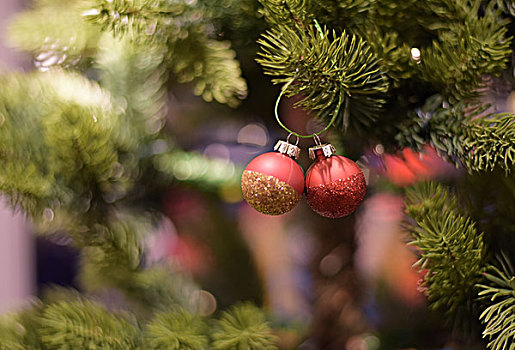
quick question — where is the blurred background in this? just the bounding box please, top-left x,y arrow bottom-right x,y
0,1 -> 514,349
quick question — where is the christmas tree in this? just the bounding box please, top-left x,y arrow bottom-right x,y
0,0 -> 514,349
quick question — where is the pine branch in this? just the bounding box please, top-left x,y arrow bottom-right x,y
257,23 -> 389,130
79,214 -> 198,312
258,0 -> 313,27
145,308 -> 208,349
259,0 -> 373,30
477,254 -> 515,350
40,72 -> 135,207
395,96 -> 515,173
38,300 -> 141,349
169,35 -> 248,107
84,0 -> 247,107
8,0 -> 101,70
82,0 -> 189,40
416,1 -> 511,102
498,0 -> 515,17
1,299 -> 279,350
465,113 -> 515,172
357,0 -> 431,47
81,214 -> 145,273
96,34 -> 168,143
191,39 -> 248,107
404,182 -> 486,320
0,71 -> 140,217
361,28 -> 414,84
211,303 -> 278,350
201,0 -> 265,45
0,73 -> 63,215
0,314 -> 27,350
326,0 -> 373,27
0,307 -> 45,350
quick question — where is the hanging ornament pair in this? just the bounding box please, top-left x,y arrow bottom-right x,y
241,87 -> 366,219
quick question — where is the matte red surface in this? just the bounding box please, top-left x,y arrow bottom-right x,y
305,154 -> 363,187
245,152 -> 304,194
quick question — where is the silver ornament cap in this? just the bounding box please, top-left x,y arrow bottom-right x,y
274,140 -> 301,159
308,143 -> 336,159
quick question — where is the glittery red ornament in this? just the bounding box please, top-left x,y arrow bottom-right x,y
305,146 -> 366,218
241,142 -> 304,215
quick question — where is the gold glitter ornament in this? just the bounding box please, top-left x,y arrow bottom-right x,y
241,139 -> 304,215
241,170 -> 302,215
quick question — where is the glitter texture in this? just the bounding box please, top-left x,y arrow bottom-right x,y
242,170 -> 302,215
306,172 -> 366,218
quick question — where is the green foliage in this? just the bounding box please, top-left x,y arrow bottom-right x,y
0,307 -> 45,350
83,0 -> 247,107
0,74 -> 54,214
0,71 -> 138,217
257,23 -> 389,130
456,171 -> 515,251
395,96 -> 515,173
499,0 -> 515,17
145,308 -> 208,349
82,0 -> 192,40
362,29 -> 414,84
42,76 -> 130,204
78,214 -> 199,312
257,0 -> 512,143
464,113 -> 515,172
96,34 -> 168,143
168,34 -> 247,107
1,0 -> 514,347
8,0 -> 101,70
404,182 -> 486,320
38,300 -> 141,349
212,303 -> 278,350
81,215 -> 145,273
201,0 -> 265,45
415,1 -> 511,102
259,0 -> 313,27
478,254 -> 515,350
0,314 -> 26,350
0,299 -> 277,350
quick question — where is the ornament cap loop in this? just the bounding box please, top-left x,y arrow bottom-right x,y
308,143 -> 336,159
286,133 -> 299,146
274,140 -> 301,159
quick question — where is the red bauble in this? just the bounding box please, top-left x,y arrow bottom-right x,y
241,152 -> 304,215
305,150 -> 366,218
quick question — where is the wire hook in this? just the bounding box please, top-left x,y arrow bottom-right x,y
274,79 -> 343,139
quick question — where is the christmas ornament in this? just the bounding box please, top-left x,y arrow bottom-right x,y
241,137 -> 304,215
305,141 -> 366,218
241,81 -> 344,216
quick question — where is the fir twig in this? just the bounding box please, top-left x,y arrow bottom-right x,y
79,214 -> 198,312
83,0 -> 247,107
416,0 -> 512,102
38,300 -> 141,349
404,182 -> 486,321
395,97 -> 515,173
211,303 -> 279,350
258,0 -> 312,27
257,23 -> 388,130
477,253 -> 515,350
8,0 -> 101,70
145,308 -> 208,350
